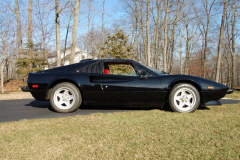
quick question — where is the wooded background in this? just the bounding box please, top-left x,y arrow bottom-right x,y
0,0 -> 239,92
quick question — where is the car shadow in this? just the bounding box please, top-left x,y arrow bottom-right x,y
220,99 -> 240,104
80,104 -> 164,111
25,100 -> 168,112
25,100 -> 56,112
24,99 -> 240,113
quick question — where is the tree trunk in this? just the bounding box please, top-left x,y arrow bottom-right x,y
70,0 -> 81,64
139,0 -> 147,64
87,0 -> 92,55
225,49 -> 231,87
163,0 -> 169,72
179,30 -> 183,74
231,0 -> 236,88
1,59 -> 6,94
146,0 -> 151,67
169,0 -> 182,73
101,0 -> 105,47
28,0 -> 33,57
184,23 -> 190,75
153,0 -> 160,69
135,0 -> 140,62
99,0 -> 105,58
64,25 -> 70,65
55,0 -> 61,67
215,0 -> 228,82
63,12 -> 73,65
1,36 -> 8,93
91,22 -> 95,58
158,22 -> 163,70
15,0 -> 23,58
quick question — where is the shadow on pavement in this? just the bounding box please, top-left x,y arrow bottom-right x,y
24,98 -> 240,113
25,100 -> 51,108
25,100 -> 166,112
220,99 -> 240,104
25,100 -> 57,112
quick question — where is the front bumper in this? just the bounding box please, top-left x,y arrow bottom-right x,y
226,89 -> 234,94
21,86 -> 30,92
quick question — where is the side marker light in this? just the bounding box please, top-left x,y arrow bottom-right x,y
208,86 -> 214,89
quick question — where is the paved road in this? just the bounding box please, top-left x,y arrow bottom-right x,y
0,99 -> 239,123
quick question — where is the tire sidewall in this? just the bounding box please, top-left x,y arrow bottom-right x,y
50,82 -> 82,113
169,83 -> 200,113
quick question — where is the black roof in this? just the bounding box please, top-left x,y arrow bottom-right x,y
80,59 -> 134,63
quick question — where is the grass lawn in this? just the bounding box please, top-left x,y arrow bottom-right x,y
0,94 -> 240,159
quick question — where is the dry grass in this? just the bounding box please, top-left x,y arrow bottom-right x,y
0,103 -> 240,159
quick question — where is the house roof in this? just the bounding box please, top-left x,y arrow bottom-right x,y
48,46 -> 81,58
49,51 -> 91,67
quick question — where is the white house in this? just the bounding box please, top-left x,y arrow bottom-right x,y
48,46 -> 92,67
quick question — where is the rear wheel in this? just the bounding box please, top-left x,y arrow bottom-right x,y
169,83 -> 200,113
50,82 -> 82,113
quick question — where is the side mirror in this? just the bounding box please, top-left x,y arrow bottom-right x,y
138,70 -> 147,80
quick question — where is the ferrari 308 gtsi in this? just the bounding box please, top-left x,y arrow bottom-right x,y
22,59 -> 233,113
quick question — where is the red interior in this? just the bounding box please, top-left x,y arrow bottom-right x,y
104,69 -> 110,74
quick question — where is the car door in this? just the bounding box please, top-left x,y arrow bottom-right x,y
100,61 -> 163,106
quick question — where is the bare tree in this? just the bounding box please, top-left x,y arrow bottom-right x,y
169,0 -> 183,73
231,0 -> 236,88
152,0 -> 161,68
183,16 -> 194,75
63,7 -> 74,64
14,0 -> 23,58
146,0 -> 151,67
69,0 -> 80,64
28,0 -> 33,57
135,0 -> 140,62
215,0 -> 228,82
101,0 -> 106,48
163,0 -> 169,72
55,0 -> 61,67
139,0 -> 147,64
179,29 -> 183,74
87,0 -> 93,55
34,0 -> 54,66
1,6 -> 13,93
193,0 -> 216,78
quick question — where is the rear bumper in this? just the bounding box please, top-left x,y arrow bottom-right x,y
226,89 -> 234,94
21,86 -> 30,92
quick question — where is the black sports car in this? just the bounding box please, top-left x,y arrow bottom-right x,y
22,59 -> 233,113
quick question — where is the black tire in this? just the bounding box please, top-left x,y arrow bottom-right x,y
50,82 -> 82,113
169,83 -> 200,113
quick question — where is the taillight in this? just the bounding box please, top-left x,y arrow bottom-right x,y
32,85 -> 39,88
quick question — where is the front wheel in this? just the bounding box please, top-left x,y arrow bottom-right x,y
50,82 -> 82,113
169,83 -> 200,113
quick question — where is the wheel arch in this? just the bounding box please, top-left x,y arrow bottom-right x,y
167,79 -> 203,105
46,78 -> 81,100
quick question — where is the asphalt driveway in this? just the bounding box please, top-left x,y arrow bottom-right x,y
0,99 -> 239,123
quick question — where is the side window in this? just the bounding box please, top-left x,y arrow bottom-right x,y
104,63 -> 137,76
77,61 -> 102,74
133,65 -> 154,77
